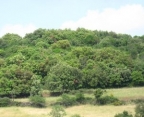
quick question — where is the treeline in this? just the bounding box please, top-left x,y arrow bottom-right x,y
0,28 -> 144,97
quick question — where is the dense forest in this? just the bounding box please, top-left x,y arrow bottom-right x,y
0,28 -> 144,97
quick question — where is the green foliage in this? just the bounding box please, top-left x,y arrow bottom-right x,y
36,41 -> 49,48
0,97 -> 11,107
58,94 -> 76,107
7,53 -> 25,65
30,75 -> 42,96
0,33 -> 22,50
49,105 -> 66,117
94,89 -> 120,105
45,62 -> 82,92
113,100 -> 124,106
71,114 -> 81,117
1,28 -> 144,97
135,103 -> 144,117
114,111 -> 133,117
97,95 -> 119,105
131,71 -> 144,86
0,49 -> 6,58
139,52 -> 144,60
0,77 -> 12,96
132,99 -> 144,104
29,95 -> 46,108
94,88 -> 105,100
75,92 -> 85,104
52,40 -> 71,49
115,102 -> 144,117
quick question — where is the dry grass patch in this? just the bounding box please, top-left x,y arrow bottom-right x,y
14,98 -> 29,103
66,104 -> 135,117
0,107 -> 50,117
0,104 -> 135,117
2,87 -> 143,117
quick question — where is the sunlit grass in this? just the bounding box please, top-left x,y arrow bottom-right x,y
66,104 -> 135,117
15,87 -> 144,104
0,107 -> 50,117
105,87 -> 144,100
0,105 -> 135,117
5,87 -> 144,117
83,87 -> 144,100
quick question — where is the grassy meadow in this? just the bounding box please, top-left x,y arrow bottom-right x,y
0,104 -> 135,117
1,87 -> 144,117
106,87 -> 144,100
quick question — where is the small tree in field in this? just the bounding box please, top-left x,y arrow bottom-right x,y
114,111 -> 133,117
135,103 -> 144,117
30,95 -> 46,108
49,105 -> 66,117
94,88 -> 105,100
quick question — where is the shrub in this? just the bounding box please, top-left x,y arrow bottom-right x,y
71,114 -> 81,117
97,95 -> 119,105
132,99 -> 144,104
29,95 -> 46,108
0,97 -> 11,107
59,94 -> 76,107
135,103 -> 144,117
84,97 -> 95,105
75,92 -> 85,104
113,100 -> 124,106
94,88 -> 105,100
114,111 -> 133,117
49,105 -> 66,117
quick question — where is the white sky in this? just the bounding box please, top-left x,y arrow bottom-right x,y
61,4 -> 144,36
0,0 -> 144,37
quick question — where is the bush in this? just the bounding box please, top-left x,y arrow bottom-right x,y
132,99 -> 144,104
114,111 -> 133,117
97,95 -> 119,105
75,92 -> 85,104
71,114 -> 81,117
0,97 -> 11,107
84,97 -> 95,105
49,105 -> 66,117
29,95 -> 46,108
113,100 -> 124,106
135,103 -> 144,117
94,88 -> 105,100
59,94 -> 76,107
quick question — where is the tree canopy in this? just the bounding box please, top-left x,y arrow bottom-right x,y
0,28 -> 144,97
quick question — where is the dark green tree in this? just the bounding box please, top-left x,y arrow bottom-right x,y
45,62 -> 82,92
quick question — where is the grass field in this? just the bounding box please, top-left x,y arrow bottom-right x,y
106,87 -> 144,99
84,87 -> 144,101
0,105 -> 135,117
1,87 -> 144,117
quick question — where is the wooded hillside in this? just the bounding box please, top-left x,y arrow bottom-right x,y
0,28 -> 144,97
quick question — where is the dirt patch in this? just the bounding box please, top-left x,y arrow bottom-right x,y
120,96 -> 144,101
